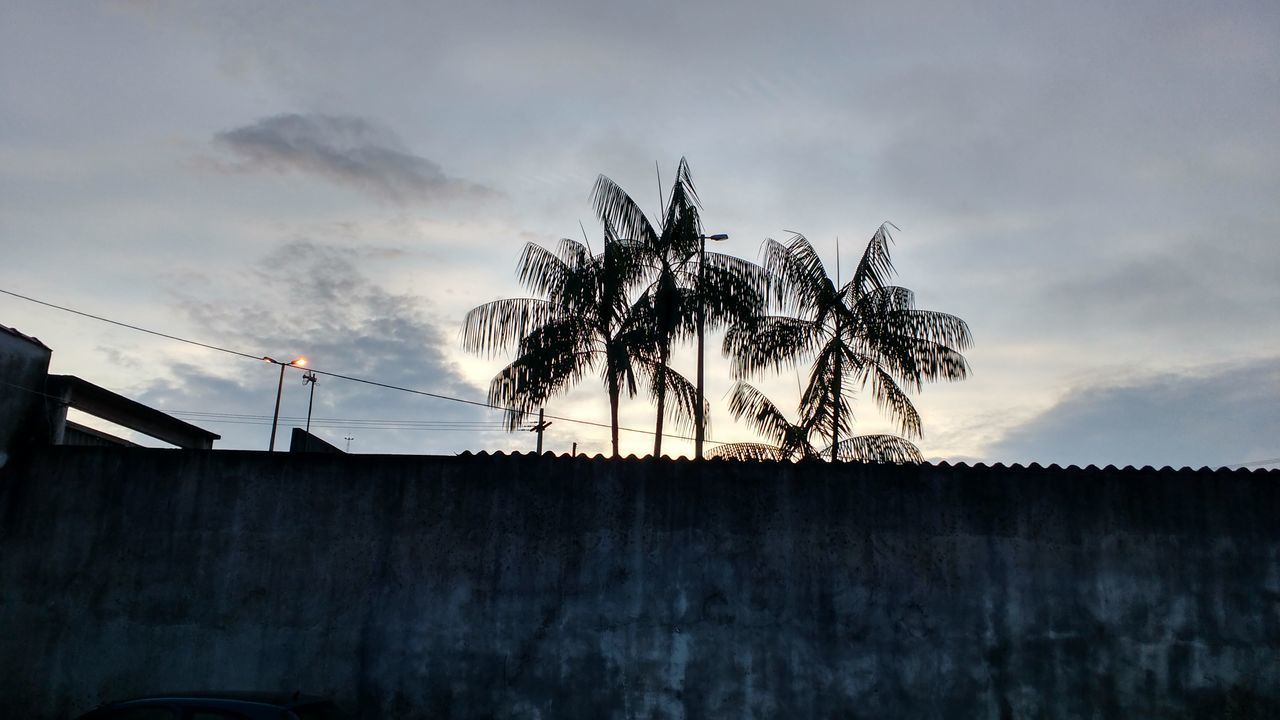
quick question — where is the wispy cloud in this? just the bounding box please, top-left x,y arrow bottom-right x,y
214,113 -> 497,205
138,240 -> 514,454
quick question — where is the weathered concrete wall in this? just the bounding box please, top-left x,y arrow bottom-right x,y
1,448 -> 1277,719
0,327 -> 52,467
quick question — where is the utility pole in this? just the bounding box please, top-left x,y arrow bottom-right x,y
528,408 -> 552,453
302,370 -> 318,433
344,435 -> 354,453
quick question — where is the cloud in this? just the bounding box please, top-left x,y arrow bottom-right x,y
985,358 -> 1280,469
136,240 -> 518,454
214,113 -> 497,205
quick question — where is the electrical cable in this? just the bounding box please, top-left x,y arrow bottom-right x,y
0,288 -> 262,360
1,286 -> 737,447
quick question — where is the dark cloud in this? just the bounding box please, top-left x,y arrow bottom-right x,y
138,241 -> 518,454
214,114 -> 497,204
987,358 -> 1280,469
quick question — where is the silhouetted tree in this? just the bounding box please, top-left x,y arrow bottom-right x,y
708,381 -> 923,462
724,225 -> 971,460
592,158 -> 767,456
460,231 -> 701,457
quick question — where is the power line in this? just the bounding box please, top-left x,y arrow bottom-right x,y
172,410 -> 505,424
0,288 -> 262,361
168,410 -> 511,431
1,286 -> 738,447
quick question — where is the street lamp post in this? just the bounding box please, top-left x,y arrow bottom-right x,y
263,355 -> 307,452
696,232 -> 728,460
302,370 -> 318,434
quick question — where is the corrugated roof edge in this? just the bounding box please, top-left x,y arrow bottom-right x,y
452,451 -> 1279,475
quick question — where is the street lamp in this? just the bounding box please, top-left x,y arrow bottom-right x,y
696,232 -> 729,460
263,355 -> 307,452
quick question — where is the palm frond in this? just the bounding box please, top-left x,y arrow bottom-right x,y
855,363 -> 924,438
459,297 -> 556,357
799,342 -> 854,441
707,442 -> 785,461
726,381 -> 794,447
847,223 -> 898,297
858,335 -> 971,389
488,335 -> 598,430
762,233 -> 837,316
723,315 -> 820,376
635,357 -> 707,434
825,434 -> 923,464
698,251 -> 769,328
513,240 -> 573,299
592,174 -> 659,247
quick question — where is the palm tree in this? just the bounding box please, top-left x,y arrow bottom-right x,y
459,231 -> 702,457
709,381 -> 924,463
592,158 -> 768,457
724,224 -> 972,460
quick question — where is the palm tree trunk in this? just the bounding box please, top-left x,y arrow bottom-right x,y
694,234 -> 706,459
608,369 -> 621,458
831,349 -> 842,463
653,342 -> 668,457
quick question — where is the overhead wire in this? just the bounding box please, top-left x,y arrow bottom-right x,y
0,286 -> 738,447
6,294 -> 1279,465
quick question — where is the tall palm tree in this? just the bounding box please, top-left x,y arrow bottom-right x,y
592,158 -> 767,457
459,231 -> 702,456
724,224 -> 972,460
709,381 -> 924,463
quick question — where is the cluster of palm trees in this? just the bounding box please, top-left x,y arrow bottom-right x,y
460,160 -> 972,461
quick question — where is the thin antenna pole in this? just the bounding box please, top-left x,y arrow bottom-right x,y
835,236 -> 841,287
655,161 -> 664,229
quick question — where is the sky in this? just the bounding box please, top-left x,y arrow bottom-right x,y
1,1 -> 1278,467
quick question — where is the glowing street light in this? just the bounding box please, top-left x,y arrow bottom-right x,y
264,355 -> 307,452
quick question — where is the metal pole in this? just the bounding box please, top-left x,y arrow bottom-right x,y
535,408 -> 545,453
695,232 -> 706,459
269,362 -> 286,451
304,371 -> 317,434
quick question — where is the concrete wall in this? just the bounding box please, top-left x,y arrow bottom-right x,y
1,448 -> 1277,719
0,328 -> 51,467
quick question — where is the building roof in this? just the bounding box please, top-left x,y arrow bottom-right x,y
47,374 -> 220,444
0,323 -> 51,351
454,450 -> 1280,475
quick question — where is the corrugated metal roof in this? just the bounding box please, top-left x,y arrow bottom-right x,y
453,450 -> 1280,474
